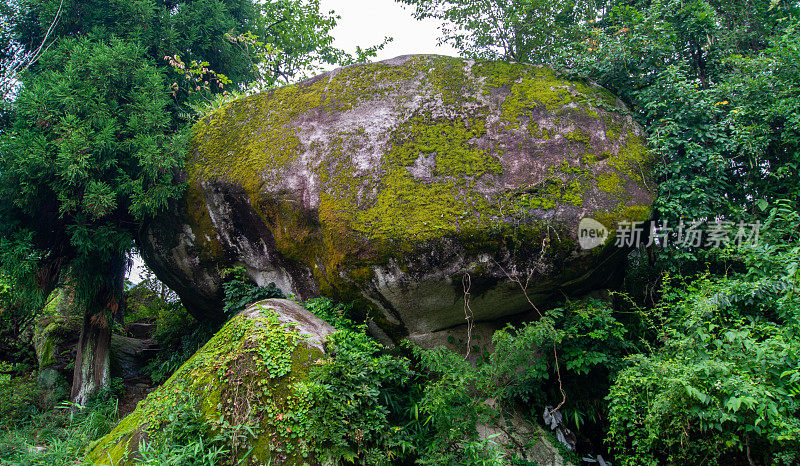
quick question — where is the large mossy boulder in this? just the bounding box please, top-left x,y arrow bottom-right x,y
139,55 -> 654,341
86,299 -> 335,464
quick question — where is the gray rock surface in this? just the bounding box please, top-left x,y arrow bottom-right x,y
139,55 -> 655,341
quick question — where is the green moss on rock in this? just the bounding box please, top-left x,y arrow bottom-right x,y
511,161 -> 592,211
35,324 -> 57,368
565,128 -> 591,146
315,114 -> 504,243
512,76 -> 575,113
187,57 -> 649,249
608,130 -> 651,187
33,311 -> 81,370
171,56 -> 656,330
86,301 -> 331,465
184,181 -> 224,261
386,115 -> 500,177
421,55 -> 477,108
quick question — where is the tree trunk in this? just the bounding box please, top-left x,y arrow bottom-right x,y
70,310 -> 113,405
70,256 -> 125,406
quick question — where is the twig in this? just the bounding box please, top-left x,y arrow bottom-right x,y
463,273 -> 475,359
2,0 -> 64,98
493,232 -> 566,416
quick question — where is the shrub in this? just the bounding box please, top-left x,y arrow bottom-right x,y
124,281 -> 168,324
0,366 -> 38,423
492,299 -> 634,429
607,202 -> 800,465
0,396 -> 117,464
221,267 -> 285,318
607,277 -> 800,465
407,343 -> 505,465
306,327 -> 415,464
303,297 -> 357,331
136,393 -> 250,465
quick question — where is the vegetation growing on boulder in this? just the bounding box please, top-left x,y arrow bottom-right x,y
86,302 -> 324,464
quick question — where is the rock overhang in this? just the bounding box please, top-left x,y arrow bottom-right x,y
138,54 -> 655,339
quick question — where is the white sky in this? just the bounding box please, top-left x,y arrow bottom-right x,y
318,0 -> 458,65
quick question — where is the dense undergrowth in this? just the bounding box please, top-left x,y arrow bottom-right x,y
0,378 -> 118,465
290,204 -> 800,466
3,208 -> 800,465
2,203 -> 799,465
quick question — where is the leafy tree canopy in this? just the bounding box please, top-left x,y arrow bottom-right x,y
397,0 -> 598,62
0,37 -> 183,305
14,0 -> 259,86
0,0 -> 386,402
11,0 -> 386,99
0,0 -> 386,305
561,0 -> 800,224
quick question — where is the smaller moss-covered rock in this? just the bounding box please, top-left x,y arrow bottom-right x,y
476,404 -> 577,466
36,367 -> 70,408
85,299 -> 335,465
33,291 -> 82,372
33,315 -> 80,381
31,289 -> 82,407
